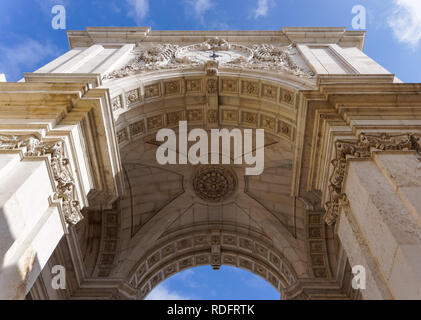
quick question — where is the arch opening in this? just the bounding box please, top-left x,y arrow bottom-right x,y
145,265 -> 281,300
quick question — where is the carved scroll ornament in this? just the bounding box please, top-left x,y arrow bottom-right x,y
0,134 -> 83,225
104,38 -> 314,79
324,132 -> 421,225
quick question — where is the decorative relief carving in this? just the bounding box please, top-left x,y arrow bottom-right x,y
192,165 -> 237,202
147,115 -> 164,131
111,95 -> 123,111
196,255 -> 209,265
117,129 -> 129,144
280,89 -> 295,106
241,80 -> 260,97
307,212 -> 329,279
261,115 -> 276,132
105,44 -> 180,79
95,206 -> 120,278
126,88 -> 141,105
262,84 -> 277,101
129,120 -> 146,137
164,264 -> 177,278
205,60 -> 219,76
222,110 -> 238,123
226,44 -> 314,78
0,134 -> 82,224
179,257 -> 193,270
207,109 -> 218,124
241,111 -> 258,127
144,83 -> 161,99
186,109 -> 203,122
167,111 -> 183,126
221,79 -> 239,94
164,80 -> 181,96
325,132 -> 421,225
129,230 -> 296,298
207,78 -> 218,95
186,79 -> 202,93
278,120 -> 293,140
105,39 -> 313,80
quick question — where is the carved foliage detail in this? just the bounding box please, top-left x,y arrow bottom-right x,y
325,133 -> 421,225
0,134 -> 83,224
104,40 -> 314,79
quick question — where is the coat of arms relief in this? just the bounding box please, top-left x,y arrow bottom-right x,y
104,38 -> 314,79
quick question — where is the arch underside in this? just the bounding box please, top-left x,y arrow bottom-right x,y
65,68 -> 355,300
129,226 -> 296,299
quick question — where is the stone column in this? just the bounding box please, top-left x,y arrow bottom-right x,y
0,135 -> 82,299
325,133 -> 421,299
0,82 -> 123,299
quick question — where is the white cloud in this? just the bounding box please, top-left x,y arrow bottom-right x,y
388,0 -> 421,47
0,39 -> 59,81
126,0 -> 150,25
254,0 -> 270,19
146,284 -> 191,300
184,0 -> 213,23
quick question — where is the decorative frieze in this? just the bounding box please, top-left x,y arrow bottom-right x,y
104,40 -> 314,80
324,132 -> 421,225
0,134 -> 83,225
129,229 -> 296,298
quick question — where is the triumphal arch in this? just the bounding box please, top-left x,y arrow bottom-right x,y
0,27 -> 420,300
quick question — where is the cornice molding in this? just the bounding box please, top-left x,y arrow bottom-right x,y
67,27 -> 366,50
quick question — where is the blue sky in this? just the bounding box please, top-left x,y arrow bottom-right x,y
146,266 -> 280,300
0,0 -> 420,82
1,0 -> 420,299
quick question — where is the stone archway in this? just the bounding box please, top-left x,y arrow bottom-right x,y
127,226 -> 297,299
17,29 -> 397,300
99,58 -> 331,299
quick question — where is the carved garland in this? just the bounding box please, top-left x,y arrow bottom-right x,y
104,38 -> 314,80
324,132 -> 421,225
0,134 -> 83,225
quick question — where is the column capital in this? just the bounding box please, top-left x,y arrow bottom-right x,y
0,133 -> 83,224
324,132 -> 421,225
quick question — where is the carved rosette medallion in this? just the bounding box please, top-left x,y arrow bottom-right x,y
192,165 -> 237,202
